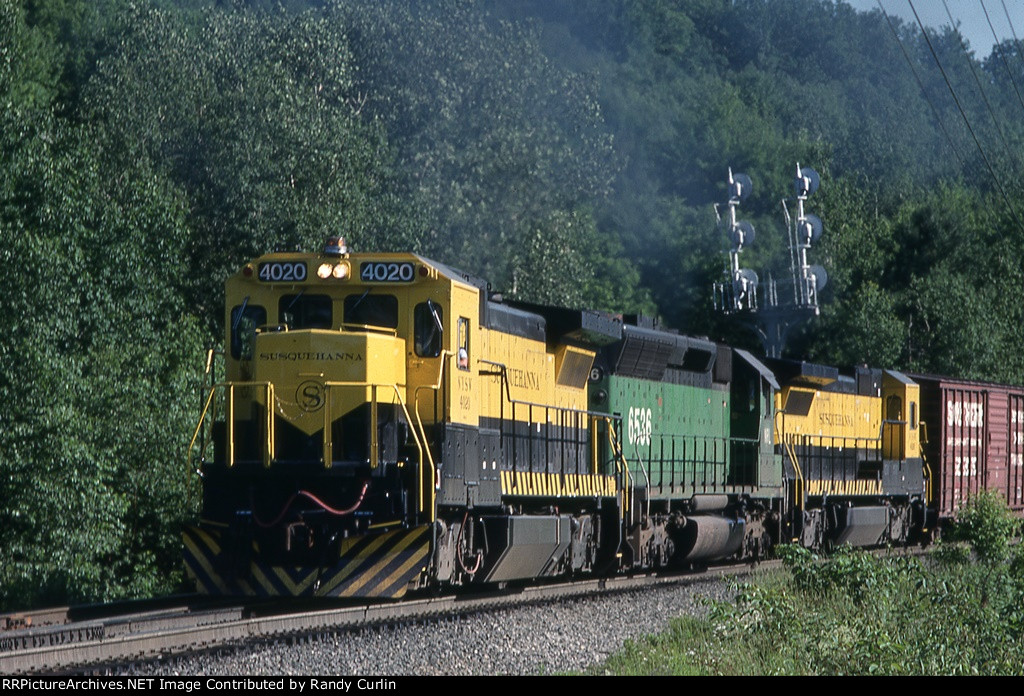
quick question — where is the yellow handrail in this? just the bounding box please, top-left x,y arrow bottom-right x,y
919,419 -> 933,513
218,382 -> 277,468
187,386 -> 219,470
186,381 -> 275,470
785,438 -> 804,510
321,381 -> 434,521
922,455 -> 934,515
605,419 -> 631,521
412,352 -> 453,519
188,377 -> 436,522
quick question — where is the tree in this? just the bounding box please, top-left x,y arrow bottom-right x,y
82,3 -> 412,323
337,0 -> 620,303
0,1 -> 203,608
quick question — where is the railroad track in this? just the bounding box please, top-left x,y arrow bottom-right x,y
0,562 -> 762,674
2,544 -> 929,675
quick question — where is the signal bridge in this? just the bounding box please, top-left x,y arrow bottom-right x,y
712,163 -> 828,358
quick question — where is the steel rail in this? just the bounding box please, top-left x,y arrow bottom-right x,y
0,565 -> 762,674
1,546 -> 925,674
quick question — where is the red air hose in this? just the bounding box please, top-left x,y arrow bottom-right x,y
455,510 -> 483,575
252,481 -> 370,528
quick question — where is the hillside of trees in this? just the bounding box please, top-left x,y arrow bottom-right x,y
3,0 -> 1024,608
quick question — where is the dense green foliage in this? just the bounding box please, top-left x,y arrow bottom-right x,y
593,492 -> 1024,676
3,0 -> 1024,608
501,0 -> 1024,369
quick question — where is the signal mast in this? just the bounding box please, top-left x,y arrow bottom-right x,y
713,163 -> 828,358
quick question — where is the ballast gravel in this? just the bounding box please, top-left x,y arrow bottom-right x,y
132,578 -> 734,676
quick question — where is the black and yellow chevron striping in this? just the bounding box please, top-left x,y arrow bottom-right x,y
805,479 -> 883,496
183,524 -> 431,599
499,470 -> 617,497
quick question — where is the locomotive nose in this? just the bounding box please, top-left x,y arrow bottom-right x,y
252,328 -> 406,436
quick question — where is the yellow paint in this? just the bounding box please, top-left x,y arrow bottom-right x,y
499,470 -> 617,497
318,532 -> 396,596
218,250 -> 593,439
182,531 -> 229,593
776,374 -> 923,463
775,387 -> 881,443
335,527 -> 428,597
882,372 -> 922,460
365,543 -> 431,598
805,479 -> 883,496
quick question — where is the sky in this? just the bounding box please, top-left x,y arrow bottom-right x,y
846,0 -> 1024,58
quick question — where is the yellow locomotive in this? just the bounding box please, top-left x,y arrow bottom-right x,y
770,361 -> 927,548
185,239 -> 622,598
183,241 -> 930,599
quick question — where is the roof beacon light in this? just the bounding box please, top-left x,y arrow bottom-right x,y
324,236 -> 348,255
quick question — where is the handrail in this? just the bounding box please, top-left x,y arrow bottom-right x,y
321,380 -> 434,521
606,420 -> 631,522
919,419 -> 933,512
412,352 -> 453,520
640,432 -> 759,495
186,381 -> 275,470
785,439 -> 804,510
922,454 -> 934,517
187,386 -> 219,471
480,357 -> 627,509
339,322 -> 398,336
478,359 -> 612,420
633,443 -> 651,520
186,378 -> 434,519
187,376 -> 436,521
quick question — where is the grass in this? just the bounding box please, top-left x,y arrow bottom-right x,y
584,491 -> 1024,676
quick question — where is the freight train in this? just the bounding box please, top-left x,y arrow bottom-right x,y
183,240 -> 1024,598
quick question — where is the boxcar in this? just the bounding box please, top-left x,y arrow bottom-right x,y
913,374 -> 1024,520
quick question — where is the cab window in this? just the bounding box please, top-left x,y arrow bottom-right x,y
886,395 -> 903,421
230,304 -> 266,359
280,294 -> 332,329
415,301 -> 444,357
457,317 -> 470,370
345,293 -> 398,329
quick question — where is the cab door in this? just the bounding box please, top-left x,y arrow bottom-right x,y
882,370 -> 921,461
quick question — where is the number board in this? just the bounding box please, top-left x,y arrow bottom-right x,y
258,262 -> 307,282
360,262 -> 415,283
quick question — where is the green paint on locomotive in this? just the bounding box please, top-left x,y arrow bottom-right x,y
589,362 -> 782,500
592,374 -> 729,492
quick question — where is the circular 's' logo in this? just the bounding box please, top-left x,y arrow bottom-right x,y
297,380 -> 325,412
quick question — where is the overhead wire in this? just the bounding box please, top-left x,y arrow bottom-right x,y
906,0 -> 1024,232
941,0 -> 1014,161
984,0 -> 1024,115
1001,0 -> 1024,79
874,0 -> 966,170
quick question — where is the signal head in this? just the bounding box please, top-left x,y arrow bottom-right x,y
729,172 -> 753,202
807,264 -> 828,292
729,220 -> 755,249
738,267 -> 759,289
799,214 -> 824,245
794,166 -> 820,197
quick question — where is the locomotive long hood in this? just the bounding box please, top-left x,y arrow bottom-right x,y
251,329 -> 406,435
